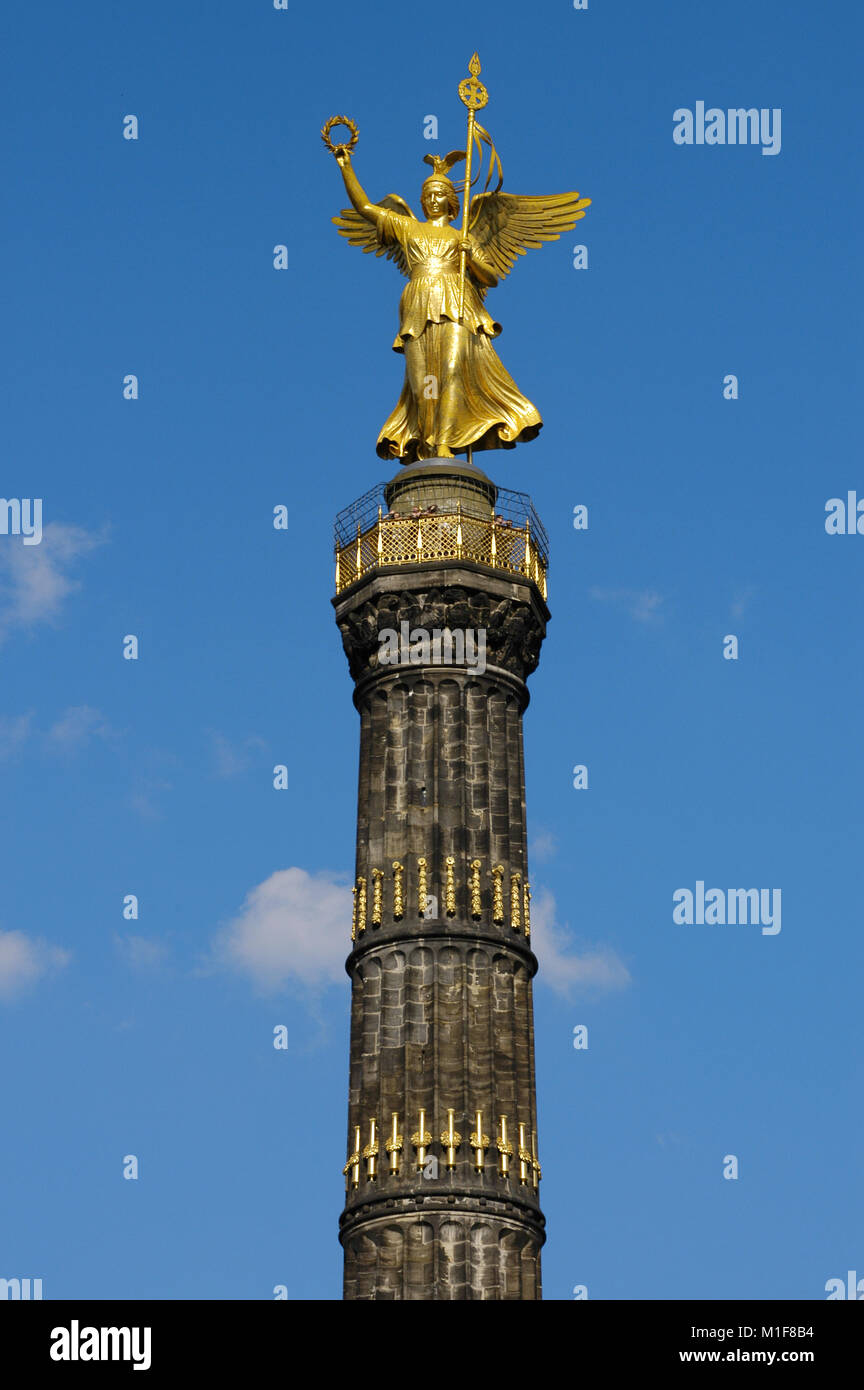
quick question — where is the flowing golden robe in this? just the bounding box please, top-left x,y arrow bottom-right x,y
375,210 -> 541,462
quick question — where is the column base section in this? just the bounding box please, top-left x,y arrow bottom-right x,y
340,1200 -> 544,1300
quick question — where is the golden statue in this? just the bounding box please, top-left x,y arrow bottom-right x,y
323,55 -> 590,463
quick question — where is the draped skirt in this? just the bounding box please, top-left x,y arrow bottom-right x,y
376,319 -> 542,462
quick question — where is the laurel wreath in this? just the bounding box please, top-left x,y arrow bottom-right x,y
321,115 -> 359,155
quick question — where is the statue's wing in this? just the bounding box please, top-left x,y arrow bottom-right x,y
332,194 -> 415,278
469,190 -> 591,280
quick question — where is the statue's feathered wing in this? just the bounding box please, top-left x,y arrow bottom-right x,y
332,187 -> 591,287
468,190 -> 591,282
332,195 -> 415,278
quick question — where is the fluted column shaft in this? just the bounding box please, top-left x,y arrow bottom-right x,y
334,559 -> 549,1300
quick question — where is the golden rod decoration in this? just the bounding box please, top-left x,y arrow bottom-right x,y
353,1125 -> 361,1187
531,1130 -> 541,1190
411,1108 -> 432,1169
385,1111 -> 403,1176
469,858 -> 482,920
440,1108 -> 462,1169
518,1121 -> 531,1184
456,53 -> 489,321
523,881 -> 532,939
444,855 -> 456,916
342,1124 -> 361,1190
510,872 -> 521,931
363,1118 -> 378,1181
371,868 -> 383,926
496,1114 -> 513,1177
469,1110 -> 490,1172
392,860 -> 404,920
417,855 -> 428,917
356,876 -> 367,935
351,884 -> 357,943
491,864 -> 505,924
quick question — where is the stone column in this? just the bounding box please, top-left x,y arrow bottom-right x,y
333,463 -> 550,1300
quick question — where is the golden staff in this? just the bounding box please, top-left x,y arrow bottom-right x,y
457,52 -> 489,322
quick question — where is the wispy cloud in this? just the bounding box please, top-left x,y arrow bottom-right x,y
114,934 -> 170,969
209,731 -> 267,779
127,751 -> 178,819
590,586 -> 664,624
0,522 -> 104,643
0,712 -> 34,761
0,707 -> 118,764
213,867 -> 349,992
730,585 -> 755,619
529,829 -> 558,864
46,704 -> 117,753
128,777 -> 173,820
0,929 -> 71,1000
531,888 -> 631,995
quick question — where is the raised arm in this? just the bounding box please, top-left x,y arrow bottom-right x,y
334,149 -> 384,229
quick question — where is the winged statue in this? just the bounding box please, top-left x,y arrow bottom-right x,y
326,98 -> 590,463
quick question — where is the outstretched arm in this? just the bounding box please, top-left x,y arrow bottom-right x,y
334,149 -> 385,229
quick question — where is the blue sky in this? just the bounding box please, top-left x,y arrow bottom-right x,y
1,0 -> 862,1300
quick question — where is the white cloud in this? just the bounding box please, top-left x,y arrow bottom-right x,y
0,712 -> 34,761
214,867 -> 350,991
589,586 -> 664,624
214,871 -> 628,999
114,934 -> 169,969
531,888 -> 631,995
46,704 -> 116,751
127,757 -> 177,819
0,706 -> 116,761
730,585 -> 756,619
128,782 -> 172,819
209,731 -> 267,779
0,930 -> 71,1000
529,829 -> 558,863
0,522 -> 103,642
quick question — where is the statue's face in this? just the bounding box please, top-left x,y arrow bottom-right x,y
422,184 -> 452,220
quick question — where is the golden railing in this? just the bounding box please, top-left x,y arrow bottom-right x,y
334,508 -> 548,599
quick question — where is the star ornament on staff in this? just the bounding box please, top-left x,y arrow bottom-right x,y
323,59 -> 591,464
